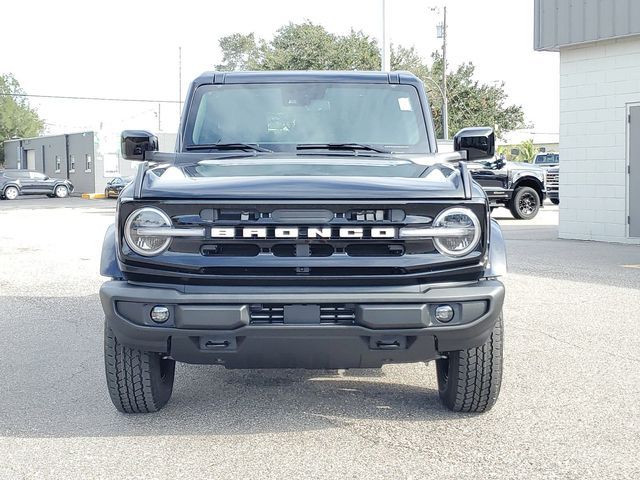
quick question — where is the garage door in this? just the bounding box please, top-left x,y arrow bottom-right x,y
26,149 -> 36,170
630,106 -> 640,237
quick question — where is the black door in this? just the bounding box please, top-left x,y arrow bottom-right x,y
469,160 -> 508,189
27,172 -> 57,194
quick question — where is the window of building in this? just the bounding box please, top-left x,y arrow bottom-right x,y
55,156 -> 61,173
85,154 -> 92,172
69,155 -> 75,173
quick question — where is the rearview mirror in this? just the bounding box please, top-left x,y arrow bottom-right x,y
121,130 -> 159,161
453,127 -> 495,161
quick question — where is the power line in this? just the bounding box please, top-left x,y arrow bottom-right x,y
0,92 -> 180,103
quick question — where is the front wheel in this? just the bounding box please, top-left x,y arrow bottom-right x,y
104,323 -> 175,413
4,186 -> 19,200
436,315 -> 503,413
509,186 -> 540,220
54,185 -> 69,198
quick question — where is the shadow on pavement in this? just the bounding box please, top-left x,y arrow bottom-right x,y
0,295 -> 464,440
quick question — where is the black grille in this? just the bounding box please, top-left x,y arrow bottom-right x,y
249,304 -> 356,325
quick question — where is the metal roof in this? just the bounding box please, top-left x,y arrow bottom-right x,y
534,0 -> 640,52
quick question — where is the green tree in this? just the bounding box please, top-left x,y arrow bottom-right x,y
0,74 -> 45,164
515,139 -> 536,163
215,22 -> 525,140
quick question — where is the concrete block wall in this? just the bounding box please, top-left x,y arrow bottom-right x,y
559,36 -> 640,244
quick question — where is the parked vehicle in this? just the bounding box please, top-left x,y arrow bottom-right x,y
104,176 -> 133,198
0,169 -> 74,200
533,152 -> 559,169
100,71 -> 506,414
546,166 -> 559,204
467,157 -> 547,220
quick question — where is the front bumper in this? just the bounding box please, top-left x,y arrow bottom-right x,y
100,279 -> 505,369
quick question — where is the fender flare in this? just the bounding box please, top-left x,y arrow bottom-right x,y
511,175 -> 545,197
2,182 -> 21,195
100,223 -> 124,279
484,219 -> 507,277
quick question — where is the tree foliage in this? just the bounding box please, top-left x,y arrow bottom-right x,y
215,22 -> 525,140
0,74 -> 45,164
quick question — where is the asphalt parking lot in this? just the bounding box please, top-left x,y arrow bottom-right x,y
1,197 -> 639,479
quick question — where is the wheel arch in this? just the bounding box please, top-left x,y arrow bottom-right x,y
484,219 -> 507,277
2,182 -> 21,196
512,177 -> 544,201
100,223 -> 124,279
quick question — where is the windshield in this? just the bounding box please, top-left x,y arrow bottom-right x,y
535,153 -> 559,164
187,83 -> 429,153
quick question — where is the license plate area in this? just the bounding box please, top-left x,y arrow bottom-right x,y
283,304 -> 320,324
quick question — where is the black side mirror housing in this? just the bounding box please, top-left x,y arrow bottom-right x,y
453,127 -> 495,161
121,130 -> 159,161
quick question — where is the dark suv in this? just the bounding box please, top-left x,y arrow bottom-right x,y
100,71 -> 506,414
0,169 -> 74,200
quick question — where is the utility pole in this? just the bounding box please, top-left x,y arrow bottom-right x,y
178,46 -> 183,117
441,6 -> 449,140
381,0 -> 391,71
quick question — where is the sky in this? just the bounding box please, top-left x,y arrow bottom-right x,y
1,0 -> 559,137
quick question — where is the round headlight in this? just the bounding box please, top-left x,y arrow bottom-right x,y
124,207 -> 172,256
432,207 -> 481,257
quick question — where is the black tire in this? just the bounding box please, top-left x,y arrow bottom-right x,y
436,315 -> 503,413
54,185 -> 69,198
3,186 -> 19,200
104,322 -> 175,413
550,198 -> 559,205
509,186 -> 540,220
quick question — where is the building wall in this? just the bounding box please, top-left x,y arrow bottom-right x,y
3,140 -> 21,168
559,35 -> 640,243
66,132 -> 96,194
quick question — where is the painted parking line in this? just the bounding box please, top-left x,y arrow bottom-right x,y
621,264 -> 640,269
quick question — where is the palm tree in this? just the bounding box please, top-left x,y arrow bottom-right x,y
516,139 -> 536,163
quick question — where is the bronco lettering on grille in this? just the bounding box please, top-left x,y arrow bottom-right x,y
209,227 -> 398,239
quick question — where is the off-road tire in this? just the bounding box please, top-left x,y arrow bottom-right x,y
509,186 -> 540,220
104,322 -> 175,413
436,315 -> 503,413
550,198 -> 559,205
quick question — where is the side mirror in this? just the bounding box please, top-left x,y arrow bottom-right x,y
453,127 -> 495,161
121,130 -> 158,161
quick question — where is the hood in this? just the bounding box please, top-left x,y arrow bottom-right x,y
139,155 -> 468,200
506,161 -> 544,172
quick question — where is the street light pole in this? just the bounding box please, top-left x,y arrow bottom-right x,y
178,46 -> 183,118
441,6 -> 449,140
381,0 -> 391,71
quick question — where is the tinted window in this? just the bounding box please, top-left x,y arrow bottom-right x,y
5,171 -> 29,179
188,83 -> 429,153
535,153 -> 559,164
30,172 -> 47,180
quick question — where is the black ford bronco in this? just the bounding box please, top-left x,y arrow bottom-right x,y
100,71 -> 506,414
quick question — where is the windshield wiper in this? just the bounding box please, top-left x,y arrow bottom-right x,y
296,143 -> 391,154
185,143 -> 273,153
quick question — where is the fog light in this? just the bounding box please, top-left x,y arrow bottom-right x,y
150,305 -> 170,323
435,305 -> 454,323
